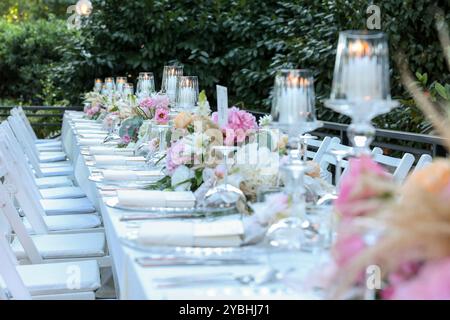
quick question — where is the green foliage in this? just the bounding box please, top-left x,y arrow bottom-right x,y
1,0 -> 450,135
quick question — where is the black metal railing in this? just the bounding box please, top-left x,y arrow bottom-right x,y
0,106 -> 83,128
249,110 -> 448,159
0,106 -> 447,159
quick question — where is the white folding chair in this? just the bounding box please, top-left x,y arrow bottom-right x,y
0,145 -> 101,234
0,233 -> 100,300
305,136 -> 341,163
0,181 -> 110,267
415,154 -> 433,171
15,107 -> 62,147
371,147 -> 415,183
8,112 -> 67,163
2,120 -> 74,178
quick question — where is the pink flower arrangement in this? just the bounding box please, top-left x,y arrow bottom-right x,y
121,134 -> 131,144
212,107 -> 257,145
138,95 -> 170,119
334,155 -> 393,219
155,107 -> 169,124
85,103 -> 103,119
166,140 -> 191,174
333,233 -> 366,267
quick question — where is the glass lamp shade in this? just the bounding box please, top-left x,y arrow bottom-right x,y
270,69 -> 320,136
175,76 -> 199,110
326,30 -> 398,120
161,66 -> 184,104
137,72 -> 156,97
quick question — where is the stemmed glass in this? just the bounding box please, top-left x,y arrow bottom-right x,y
161,66 -> 183,105
266,69 -> 323,252
103,113 -> 121,143
175,76 -> 199,112
324,31 -> 398,155
146,123 -> 171,168
203,146 -> 245,209
136,72 -> 156,99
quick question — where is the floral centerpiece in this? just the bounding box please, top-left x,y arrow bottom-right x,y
83,92 -> 107,120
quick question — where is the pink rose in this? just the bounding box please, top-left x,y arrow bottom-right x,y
212,107 -> 257,145
155,107 -> 169,124
121,134 -> 131,144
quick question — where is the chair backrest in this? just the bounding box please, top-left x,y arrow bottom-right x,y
0,139 -> 48,234
0,180 -> 43,264
0,233 -> 32,300
16,107 -> 38,141
3,119 -> 44,177
305,136 -> 341,163
372,147 -> 415,183
415,154 -> 433,172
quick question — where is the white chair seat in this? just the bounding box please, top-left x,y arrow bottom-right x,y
24,214 -> 102,233
41,198 -> 96,215
39,161 -> 72,168
40,166 -> 74,177
39,152 -> 67,163
40,186 -> 86,199
36,145 -> 63,152
35,176 -> 73,188
17,260 -> 100,296
12,232 -> 106,260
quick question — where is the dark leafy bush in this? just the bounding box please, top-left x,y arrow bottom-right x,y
1,0 -> 450,134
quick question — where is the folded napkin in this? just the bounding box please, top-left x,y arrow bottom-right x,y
78,138 -> 106,146
136,220 -> 244,247
76,129 -> 108,135
102,169 -> 163,181
74,124 -> 104,130
94,155 -> 145,166
117,190 -> 196,208
79,133 -> 108,139
89,146 -> 134,156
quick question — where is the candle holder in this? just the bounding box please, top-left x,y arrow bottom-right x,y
175,76 -> 199,112
115,77 -> 127,95
137,72 -> 156,99
161,66 -> 183,105
104,77 -> 115,92
94,78 -> 103,92
324,31 -> 398,155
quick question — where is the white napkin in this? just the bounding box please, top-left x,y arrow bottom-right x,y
136,220 -> 244,247
89,146 -> 134,156
78,138 -> 106,146
117,190 -> 196,208
76,129 -> 107,135
102,169 -> 163,181
74,124 -> 104,130
94,155 -> 145,166
79,133 -> 108,139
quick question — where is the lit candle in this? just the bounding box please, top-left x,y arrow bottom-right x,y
343,40 -> 381,100
278,75 -> 308,124
94,78 -> 102,92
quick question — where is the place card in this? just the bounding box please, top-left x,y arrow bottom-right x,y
216,85 -> 228,128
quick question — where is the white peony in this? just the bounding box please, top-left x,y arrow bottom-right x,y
171,165 -> 194,191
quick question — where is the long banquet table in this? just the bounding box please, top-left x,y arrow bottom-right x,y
61,111 -> 322,300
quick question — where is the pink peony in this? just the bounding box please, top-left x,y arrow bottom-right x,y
212,107 -> 257,145
155,107 -> 169,124
166,140 -> 191,174
383,258 -> 450,300
334,155 -> 391,219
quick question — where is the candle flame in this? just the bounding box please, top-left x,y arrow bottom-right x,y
349,40 -> 371,57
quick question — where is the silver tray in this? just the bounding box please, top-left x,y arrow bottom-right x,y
106,197 -> 237,215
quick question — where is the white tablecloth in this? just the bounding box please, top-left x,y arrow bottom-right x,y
62,111 -> 323,300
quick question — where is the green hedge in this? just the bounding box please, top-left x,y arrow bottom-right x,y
1,0 -> 449,134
